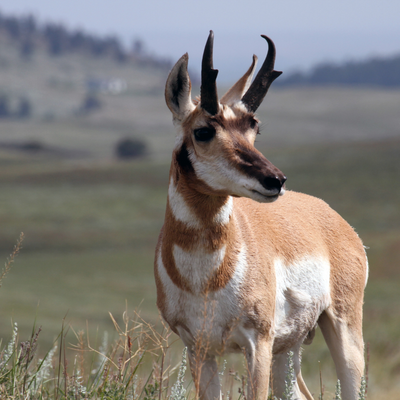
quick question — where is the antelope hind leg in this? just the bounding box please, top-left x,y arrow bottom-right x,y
318,309 -> 365,400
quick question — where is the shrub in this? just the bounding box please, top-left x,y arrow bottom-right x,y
20,140 -> 43,152
0,94 -> 11,118
15,97 -> 32,118
116,137 -> 147,159
76,93 -> 103,116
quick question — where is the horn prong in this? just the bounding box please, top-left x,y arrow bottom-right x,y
241,35 -> 282,112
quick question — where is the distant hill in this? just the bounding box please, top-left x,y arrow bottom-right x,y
0,10 -> 174,122
0,10 -> 171,70
277,53 -> 400,87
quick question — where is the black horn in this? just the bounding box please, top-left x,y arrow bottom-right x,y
200,30 -> 219,115
241,35 -> 282,112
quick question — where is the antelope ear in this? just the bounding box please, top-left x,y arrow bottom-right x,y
220,55 -> 258,106
165,53 -> 195,120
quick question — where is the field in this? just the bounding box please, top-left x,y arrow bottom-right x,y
0,45 -> 399,398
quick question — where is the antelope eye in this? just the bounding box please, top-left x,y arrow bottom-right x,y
250,118 -> 258,129
194,127 -> 215,142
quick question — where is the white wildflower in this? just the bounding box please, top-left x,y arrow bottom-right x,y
170,347 -> 187,400
358,376 -> 366,400
283,351 -> 295,400
335,380 -> 342,400
3,322 -> 18,366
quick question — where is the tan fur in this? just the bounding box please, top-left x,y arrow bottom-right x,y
156,37 -> 367,400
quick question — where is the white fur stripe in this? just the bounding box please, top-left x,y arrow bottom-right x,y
229,243 -> 247,294
173,244 -> 227,293
168,178 -> 201,228
157,246 -> 180,318
364,249 -> 369,288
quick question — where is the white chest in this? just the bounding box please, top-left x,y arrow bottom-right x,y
173,244 -> 227,293
156,243 -> 248,352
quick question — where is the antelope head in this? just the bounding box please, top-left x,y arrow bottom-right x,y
165,31 -> 286,203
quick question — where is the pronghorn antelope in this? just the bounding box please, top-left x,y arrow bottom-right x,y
154,31 -> 368,400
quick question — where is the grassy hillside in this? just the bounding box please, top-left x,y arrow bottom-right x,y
1,137 -> 399,398
0,36 -> 399,398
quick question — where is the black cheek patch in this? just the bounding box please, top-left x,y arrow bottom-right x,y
176,143 -> 195,174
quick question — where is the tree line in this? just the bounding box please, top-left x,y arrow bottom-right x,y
0,10 -> 171,69
277,53 -> 400,87
2,10 -> 398,87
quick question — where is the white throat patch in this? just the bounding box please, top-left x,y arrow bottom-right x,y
214,196 -> 233,225
168,178 -> 201,228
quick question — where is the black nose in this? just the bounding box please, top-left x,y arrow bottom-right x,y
262,175 -> 286,192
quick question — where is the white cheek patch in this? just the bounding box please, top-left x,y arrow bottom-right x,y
172,124 -> 185,149
173,244 -> 227,293
168,178 -> 201,228
190,150 -> 263,196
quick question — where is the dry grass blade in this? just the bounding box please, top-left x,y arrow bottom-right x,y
0,232 -> 24,289
365,342 -> 370,396
319,361 -> 324,400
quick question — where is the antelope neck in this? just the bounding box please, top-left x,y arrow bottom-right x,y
167,175 -> 233,231
161,174 -> 238,294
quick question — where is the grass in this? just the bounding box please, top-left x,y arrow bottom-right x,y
0,305 -> 373,399
0,306 -> 177,399
1,136 -> 400,397
0,75 -> 399,397
0,250 -> 159,347
0,38 -> 399,397
0,250 -> 369,400
0,159 -> 168,253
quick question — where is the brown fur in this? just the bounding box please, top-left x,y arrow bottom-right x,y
160,200 -> 240,293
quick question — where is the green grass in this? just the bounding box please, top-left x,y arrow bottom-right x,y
0,303 -> 383,399
0,284 -> 373,400
0,160 -> 169,253
0,250 -> 158,346
1,41 -> 399,397
0,83 -> 399,397
0,139 -> 399,398
0,305 -> 180,399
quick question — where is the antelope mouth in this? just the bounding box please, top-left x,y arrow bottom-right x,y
251,187 -> 284,202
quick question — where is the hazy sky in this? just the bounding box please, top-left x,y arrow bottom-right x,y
1,0 -> 399,83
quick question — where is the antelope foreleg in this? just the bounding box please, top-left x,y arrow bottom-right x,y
187,350 -> 221,400
245,338 -> 273,400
